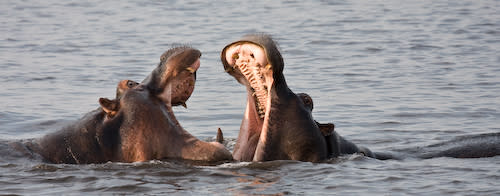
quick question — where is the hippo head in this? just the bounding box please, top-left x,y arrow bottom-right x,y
221,34 -> 285,119
95,47 -> 231,163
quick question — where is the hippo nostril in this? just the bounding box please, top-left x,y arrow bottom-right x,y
250,53 -> 254,58
135,84 -> 146,91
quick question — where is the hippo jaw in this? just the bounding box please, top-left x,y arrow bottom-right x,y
99,80 -> 232,163
158,57 -> 199,108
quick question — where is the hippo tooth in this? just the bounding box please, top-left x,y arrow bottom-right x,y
186,67 -> 195,73
236,60 -> 269,119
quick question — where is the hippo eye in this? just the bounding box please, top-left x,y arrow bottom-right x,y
127,81 -> 137,88
232,53 -> 239,60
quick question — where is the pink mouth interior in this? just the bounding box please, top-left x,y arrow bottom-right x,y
158,57 -> 201,106
225,43 -> 270,119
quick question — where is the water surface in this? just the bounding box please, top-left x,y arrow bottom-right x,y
1,0 -> 499,195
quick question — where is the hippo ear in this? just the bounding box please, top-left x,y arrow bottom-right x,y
99,98 -> 120,116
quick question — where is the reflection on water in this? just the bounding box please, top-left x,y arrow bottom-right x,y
1,0 -> 499,195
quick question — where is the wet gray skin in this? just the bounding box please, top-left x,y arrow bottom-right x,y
11,47 -> 232,164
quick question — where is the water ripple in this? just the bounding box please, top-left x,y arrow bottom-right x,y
1,0 -> 499,195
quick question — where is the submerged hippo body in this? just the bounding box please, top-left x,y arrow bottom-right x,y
297,93 -> 376,159
393,132 -> 500,159
14,46 -> 232,164
298,92 -> 500,160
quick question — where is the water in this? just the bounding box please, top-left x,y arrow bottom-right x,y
1,0 -> 499,195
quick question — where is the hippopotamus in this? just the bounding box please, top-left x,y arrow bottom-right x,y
221,34 -> 500,162
221,34 -> 329,162
9,46 -> 232,164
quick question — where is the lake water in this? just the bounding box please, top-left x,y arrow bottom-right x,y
1,0 -> 499,195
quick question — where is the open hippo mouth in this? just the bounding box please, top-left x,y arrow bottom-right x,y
143,46 -> 201,107
223,43 -> 274,119
221,34 -> 293,161
222,34 -> 329,162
